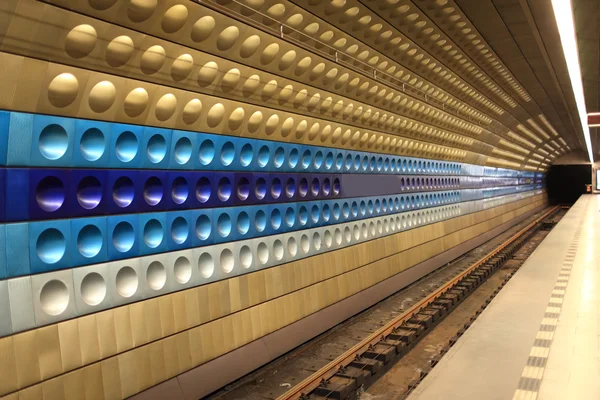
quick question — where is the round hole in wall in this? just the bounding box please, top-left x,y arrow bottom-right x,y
322,203 -> 331,222
80,272 -> 106,306
285,178 -> 296,198
298,178 -> 308,197
312,232 -> 322,251
288,148 -> 299,168
39,124 -> 69,161
143,176 -> 163,206
285,207 -> 295,227
274,146 -> 285,168
143,219 -> 164,248
36,176 -> 65,212
310,178 -> 320,196
287,236 -> 298,257
311,205 -> 320,224
270,208 -> 282,230
77,224 -> 103,258
116,266 -> 138,298
112,176 -> 134,208
146,261 -> 166,291
39,280 -> 69,316
301,150 -> 311,169
36,228 -> 66,264
240,143 -> 253,167
322,178 -> 331,196
258,145 -> 270,167
300,234 -> 310,253
255,209 -> 267,232
171,216 -> 189,244
298,205 -> 308,225
80,127 -> 105,161
112,221 -> 135,253
273,239 -> 284,261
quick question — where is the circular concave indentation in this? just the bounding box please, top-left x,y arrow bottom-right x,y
36,228 -> 66,264
115,131 -> 138,162
143,176 -> 163,206
146,261 -> 166,291
124,88 -> 149,117
257,242 -> 269,265
128,0 -> 157,22
65,24 -> 97,58
171,176 -> 189,204
146,134 -> 167,163
112,176 -> 134,208
116,266 -> 138,298
191,16 -> 215,42
237,211 -> 250,235
300,234 -> 310,253
80,272 -> 106,306
270,208 -> 282,230
143,219 -> 164,248
39,124 -> 69,160
257,145 -> 270,167
217,213 -> 232,238
80,127 -> 105,161
333,178 -> 341,195
255,209 -> 267,232
240,143 -> 253,166
171,216 -> 189,244
195,214 -> 211,240
240,245 -> 253,268
237,177 -> 250,201
273,239 -> 284,260
198,252 -> 214,278
106,35 -> 134,67
287,237 -> 298,257
281,170 -> 295,194
311,178 -> 320,196
298,178 -> 308,197
77,224 -> 103,258
220,248 -> 234,273
48,73 -> 79,108
199,139 -> 215,165
220,141 -> 235,166
218,177 -> 232,202
285,207 -> 295,227
161,4 -> 188,33
174,137 -> 192,165
274,147 -> 285,168
112,221 -> 135,253
39,280 -> 69,316
174,256 -> 191,284
196,176 -> 211,203
267,177 -> 282,201
36,176 -> 65,212
88,81 -> 116,113
77,176 -> 102,210
255,177 -> 267,200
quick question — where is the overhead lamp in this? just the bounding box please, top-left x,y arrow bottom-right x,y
551,0 -> 594,163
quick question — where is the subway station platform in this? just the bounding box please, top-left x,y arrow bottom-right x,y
408,195 -> 599,400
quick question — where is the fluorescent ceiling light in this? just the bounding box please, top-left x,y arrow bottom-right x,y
551,0 -> 594,163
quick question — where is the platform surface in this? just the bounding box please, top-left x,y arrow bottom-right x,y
408,195 -> 599,400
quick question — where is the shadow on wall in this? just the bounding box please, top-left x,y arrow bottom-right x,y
546,164 -> 591,204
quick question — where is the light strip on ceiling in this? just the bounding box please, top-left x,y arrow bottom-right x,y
551,0 -> 594,163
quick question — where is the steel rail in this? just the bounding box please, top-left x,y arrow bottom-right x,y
276,205 -> 559,400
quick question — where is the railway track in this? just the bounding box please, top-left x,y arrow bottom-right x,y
209,206 -> 563,400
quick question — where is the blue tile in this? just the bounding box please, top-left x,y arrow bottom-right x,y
29,220 -> 72,274
6,223 -> 29,277
138,170 -> 168,212
73,119 -> 111,167
0,225 -> 7,279
29,169 -> 72,220
190,209 -> 214,247
30,114 -> 75,166
138,213 -> 168,255
166,210 -> 192,250
141,126 -> 172,169
167,171 -> 194,210
107,214 -> 139,260
71,216 -> 108,266
108,123 -> 143,168
0,111 -> 10,165
106,169 -> 140,214
168,130 -> 197,170
6,112 -> 33,166
69,169 -> 108,217
5,169 -> 29,222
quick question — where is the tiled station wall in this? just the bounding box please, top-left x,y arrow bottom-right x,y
0,1 -> 547,399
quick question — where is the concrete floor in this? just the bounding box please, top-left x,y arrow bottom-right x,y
408,195 -> 598,400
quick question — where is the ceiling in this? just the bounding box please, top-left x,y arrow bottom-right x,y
208,0 -> 596,170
